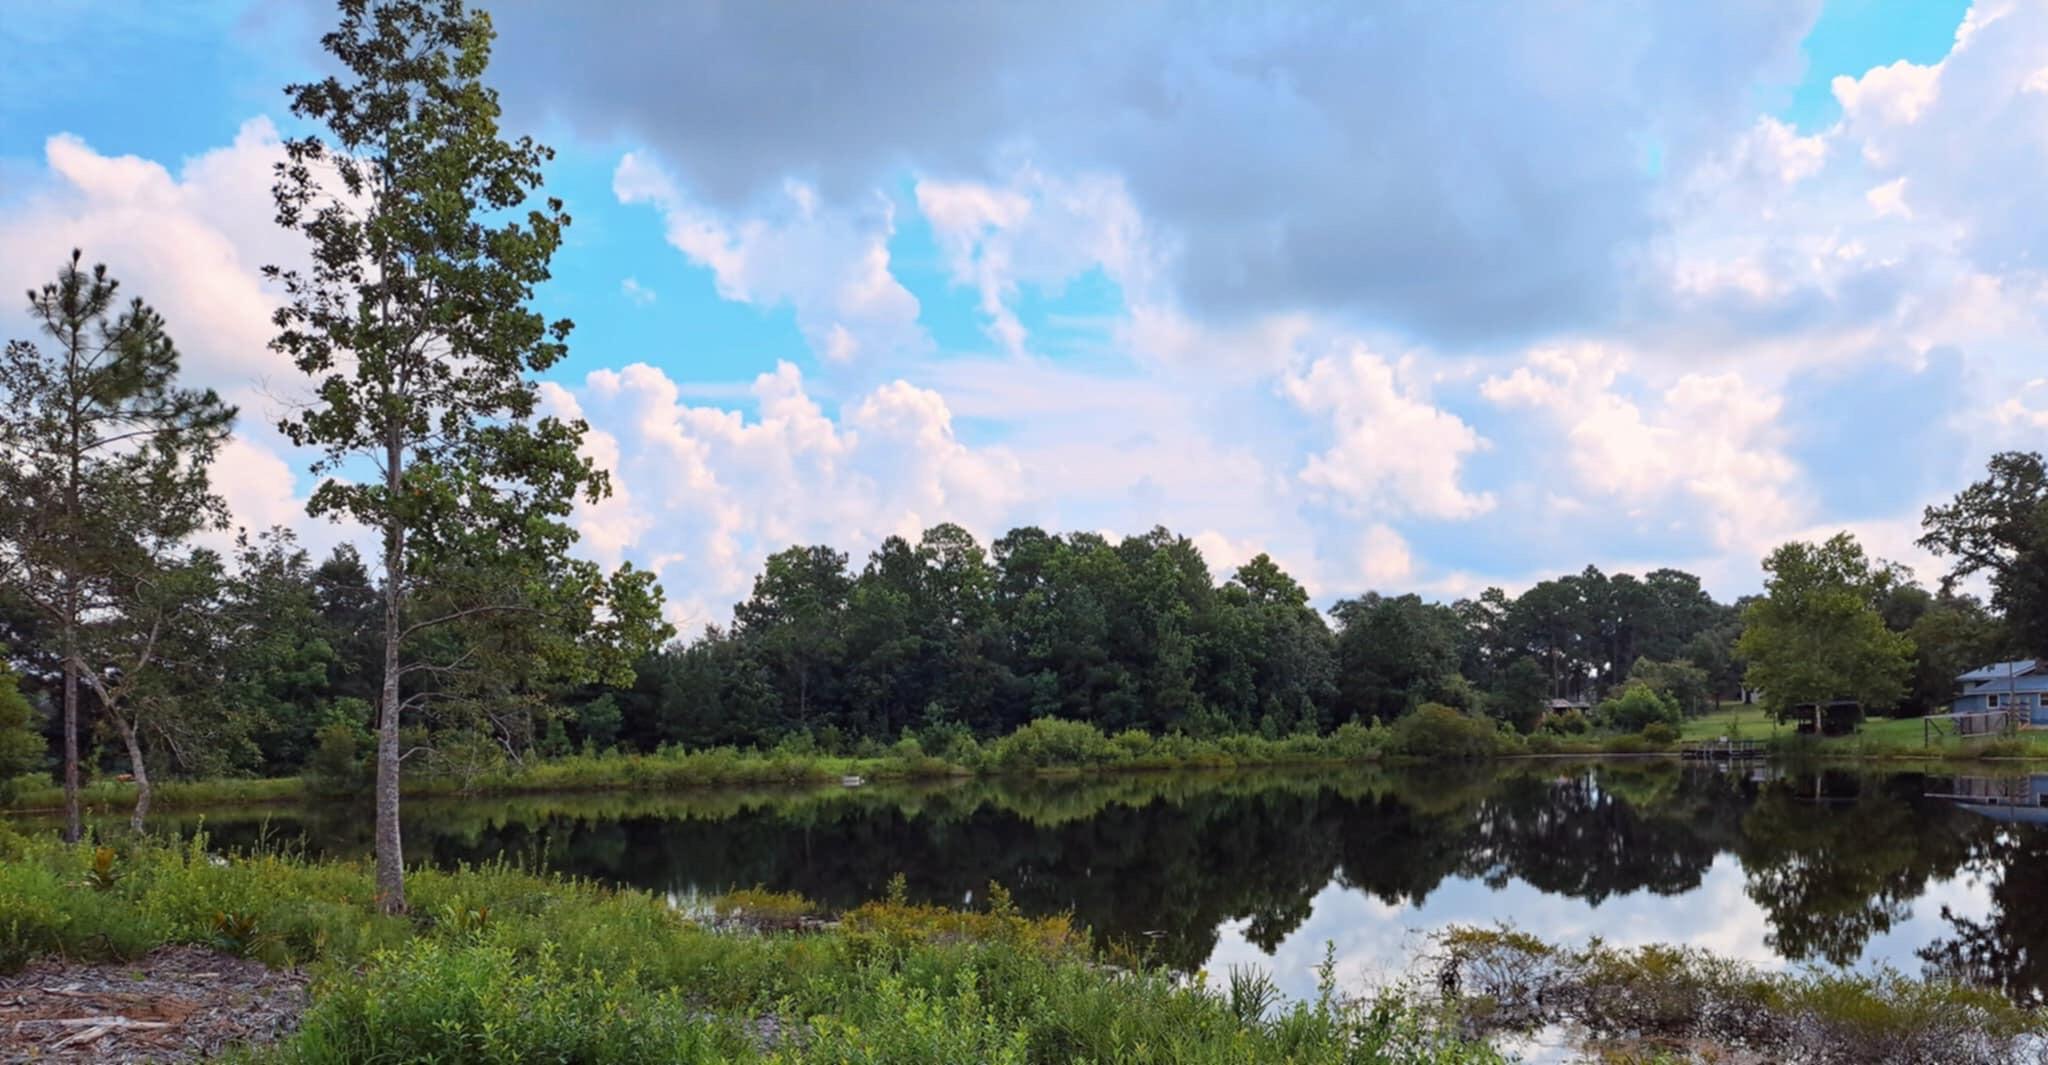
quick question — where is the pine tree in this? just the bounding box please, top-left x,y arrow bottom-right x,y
0,252 -> 233,838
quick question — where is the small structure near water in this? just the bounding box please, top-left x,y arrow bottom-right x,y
1680,738 -> 1763,761
1921,660 -> 2048,744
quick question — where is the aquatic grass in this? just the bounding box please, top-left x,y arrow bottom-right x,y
1434,925 -> 2046,1064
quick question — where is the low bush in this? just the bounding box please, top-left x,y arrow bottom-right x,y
1640,721 -> 1681,746
981,718 -> 1124,772
1384,705 -> 1520,761
1595,683 -> 1682,733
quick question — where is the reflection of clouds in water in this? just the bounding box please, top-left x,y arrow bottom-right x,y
1203,854 -> 1998,1004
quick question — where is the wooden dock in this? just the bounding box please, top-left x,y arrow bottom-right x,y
1680,739 -> 1763,761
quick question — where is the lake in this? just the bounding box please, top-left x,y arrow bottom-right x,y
66,760 -> 2048,1009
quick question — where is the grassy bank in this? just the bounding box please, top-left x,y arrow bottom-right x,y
1680,704 -> 2048,762
12,708 -> 2047,818
1,830 -> 2037,1063
1,717 -> 1394,814
0,829 -> 1498,1063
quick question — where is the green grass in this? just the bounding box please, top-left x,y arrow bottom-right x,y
3,719 -> 1397,814
2,828 -> 2032,1063
1678,704 -> 1777,742
0,829 -> 1502,1064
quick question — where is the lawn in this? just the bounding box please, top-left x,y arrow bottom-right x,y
1680,702 -> 2048,758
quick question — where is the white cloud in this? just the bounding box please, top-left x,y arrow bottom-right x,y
0,119 -> 342,552
1833,59 -> 1941,128
1355,524 -> 1415,586
1484,344 -> 1801,555
915,168 -> 1154,358
620,276 -> 656,305
1866,177 -> 1911,219
1285,346 -> 1494,521
614,154 -> 926,364
551,360 -> 1025,629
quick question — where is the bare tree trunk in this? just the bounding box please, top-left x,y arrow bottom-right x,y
111,713 -> 149,834
374,435 -> 407,914
61,621 -> 80,844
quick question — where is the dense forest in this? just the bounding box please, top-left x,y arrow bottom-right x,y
0,494 -> 2033,789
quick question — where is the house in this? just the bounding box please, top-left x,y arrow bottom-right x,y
1947,659 -> 2048,731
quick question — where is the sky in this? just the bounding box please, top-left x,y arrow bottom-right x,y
1,0 -> 2042,632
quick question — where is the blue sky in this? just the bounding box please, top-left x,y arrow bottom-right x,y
3,0 -> 2043,629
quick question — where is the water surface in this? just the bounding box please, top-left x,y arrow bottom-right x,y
63,761 -> 2048,1007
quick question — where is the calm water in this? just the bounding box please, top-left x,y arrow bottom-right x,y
66,761 -> 2048,1007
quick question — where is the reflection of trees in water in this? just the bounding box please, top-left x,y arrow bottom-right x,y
134,763 -> 2047,1003
1919,825 -> 2048,1007
1733,772 -> 1977,966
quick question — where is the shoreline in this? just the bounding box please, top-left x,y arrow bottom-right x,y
8,743 -> 2047,820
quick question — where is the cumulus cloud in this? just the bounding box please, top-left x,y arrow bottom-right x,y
546,361 -> 1026,629
915,168 -> 1153,357
613,153 -> 926,364
492,1 -> 1819,347
1483,344 -> 1800,554
1284,347 -> 1494,521
0,119 -> 349,552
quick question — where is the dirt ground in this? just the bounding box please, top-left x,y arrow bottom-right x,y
0,946 -> 306,1063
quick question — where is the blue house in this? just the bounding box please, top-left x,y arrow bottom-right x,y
1949,660 -> 2048,729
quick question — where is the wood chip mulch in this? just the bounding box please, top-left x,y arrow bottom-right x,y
0,946 -> 308,1063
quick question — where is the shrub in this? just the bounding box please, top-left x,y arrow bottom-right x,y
305,719 -> 368,798
1595,683 -> 1681,733
982,718 -> 1121,772
1539,709 -> 1590,736
1640,721 -> 1681,746
285,941 -> 749,1064
1384,704 -> 1517,760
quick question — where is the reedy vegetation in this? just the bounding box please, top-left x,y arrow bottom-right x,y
0,830 -> 1506,1064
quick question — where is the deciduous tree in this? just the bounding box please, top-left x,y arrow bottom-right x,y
269,0 -> 667,910
1737,534 -> 1913,721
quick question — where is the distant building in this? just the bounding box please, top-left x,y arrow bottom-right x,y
1947,659 -> 2048,732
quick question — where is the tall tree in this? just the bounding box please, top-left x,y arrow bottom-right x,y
1919,451 -> 2048,654
223,529 -> 339,771
1736,534 -> 1913,721
269,0 -> 666,911
0,252 -> 233,839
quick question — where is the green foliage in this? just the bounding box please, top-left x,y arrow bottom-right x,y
1626,657 -> 1712,717
1383,704 -> 1518,760
269,0 -> 672,904
1919,451 -> 2048,656
0,251 -> 235,834
0,660 -> 42,801
1739,534 -> 1915,720
1596,683 -> 1682,733
305,705 -> 370,798
983,717 -> 1123,771
286,941 -> 747,1064
1640,721 -> 1680,745
0,833 -> 1507,1065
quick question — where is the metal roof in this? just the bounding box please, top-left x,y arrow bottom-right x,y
1956,660 -> 2041,683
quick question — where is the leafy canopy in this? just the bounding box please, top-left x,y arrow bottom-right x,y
1737,533 -> 1913,719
